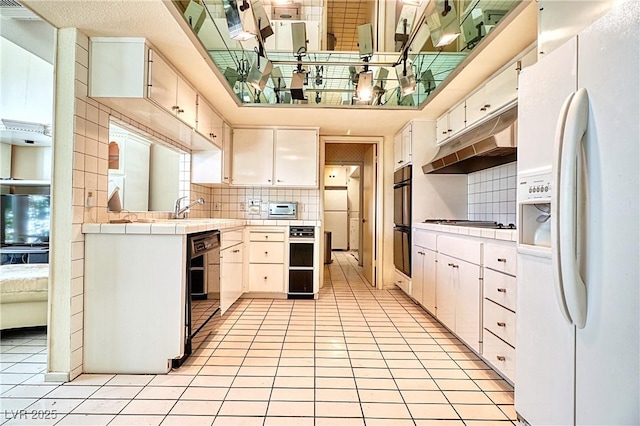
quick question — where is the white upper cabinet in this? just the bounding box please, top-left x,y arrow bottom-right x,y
274,129 -> 318,187
393,123 -> 413,170
436,47 -> 533,145
231,128 -> 318,187
89,37 -> 218,150
197,97 -> 224,146
191,123 -> 232,185
231,128 -> 274,186
394,121 -> 430,170
149,49 -> 197,127
436,103 -> 465,145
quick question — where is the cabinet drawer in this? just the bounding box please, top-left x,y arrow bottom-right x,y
482,329 -> 515,382
221,229 -> 244,250
249,241 -> 284,263
483,268 -> 517,311
394,270 -> 411,296
483,299 -> 516,346
249,264 -> 284,292
413,229 -> 436,250
438,235 -> 482,265
222,244 -> 243,263
484,243 -> 516,276
249,231 -> 285,242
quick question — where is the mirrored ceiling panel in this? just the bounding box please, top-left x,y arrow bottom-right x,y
177,0 -> 520,108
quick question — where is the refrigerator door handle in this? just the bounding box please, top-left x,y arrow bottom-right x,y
551,91 -> 576,324
558,88 -> 589,329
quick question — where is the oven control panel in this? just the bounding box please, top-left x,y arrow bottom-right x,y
290,226 -> 315,239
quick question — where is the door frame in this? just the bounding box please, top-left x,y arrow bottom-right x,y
319,136 -> 383,289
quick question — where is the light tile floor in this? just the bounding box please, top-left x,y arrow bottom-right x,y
1,252 -> 515,425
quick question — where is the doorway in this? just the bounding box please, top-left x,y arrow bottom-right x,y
321,139 -> 381,288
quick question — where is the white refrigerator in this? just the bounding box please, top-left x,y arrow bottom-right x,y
515,2 -> 639,425
324,188 -> 348,250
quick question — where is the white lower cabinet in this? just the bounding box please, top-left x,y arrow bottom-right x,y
249,264 -> 284,292
220,242 -> 243,314
412,229 -> 437,314
482,241 -> 517,383
247,227 -> 286,293
437,252 -> 481,353
394,269 -> 411,296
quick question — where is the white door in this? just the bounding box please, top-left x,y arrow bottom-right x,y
362,145 -> 376,286
220,245 -> 243,315
411,246 -> 424,305
454,259 -> 480,353
176,75 -> 197,127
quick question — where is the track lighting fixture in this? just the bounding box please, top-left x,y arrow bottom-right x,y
356,71 -> 374,102
394,58 -> 416,96
426,0 -> 461,47
247,54 -> 272,91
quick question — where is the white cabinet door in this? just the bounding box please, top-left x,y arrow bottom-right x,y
393,133 -> 403,169
197,98 -> 224,146
423,249 -> 437,315
176,75 -> 197,127
231,128 -> 274,185
274,129 -> 318,187
436,253 -> 456,331
449,103 -> 466,136
466,85 -> 488,127
149,49 -> 178,114
222,123 -> 232,184
412,245 -> 424,305
436,114 -> 449,144
220,244 -> 243,315
402,124 -> 412,164
485,64 -> 518,113
454,258 -> 481,353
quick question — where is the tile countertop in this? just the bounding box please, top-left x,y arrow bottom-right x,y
82,219 -> 322,235
413,222 -> 517,242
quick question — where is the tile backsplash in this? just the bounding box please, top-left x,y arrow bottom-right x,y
211,187 -> 320,220
467,162 -> 517,226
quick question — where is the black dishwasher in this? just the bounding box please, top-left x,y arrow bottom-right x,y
173,230 -> 220,368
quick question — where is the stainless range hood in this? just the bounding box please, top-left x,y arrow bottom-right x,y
422,105 -> 517,174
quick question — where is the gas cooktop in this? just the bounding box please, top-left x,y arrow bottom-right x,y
423,219 -> 516,230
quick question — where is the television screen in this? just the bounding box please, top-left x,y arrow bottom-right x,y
1,194 -> 51,245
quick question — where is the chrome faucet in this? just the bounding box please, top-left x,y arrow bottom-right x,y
174,196 -> 204,219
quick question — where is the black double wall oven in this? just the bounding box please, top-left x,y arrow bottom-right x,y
393,165 -> 411,277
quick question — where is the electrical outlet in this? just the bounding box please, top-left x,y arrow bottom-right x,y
85,189 -> 96,207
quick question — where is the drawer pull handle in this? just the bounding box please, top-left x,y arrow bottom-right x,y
452,264 -> 459,269
497,288 -> 507,293
496,355 -> 506,361
232,249 -> 240,253
497,322 -> 506,327
447,263 -> 454,267
264,251 -> 268,255
497,258 -> 507,263
264,276 -> 268,280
